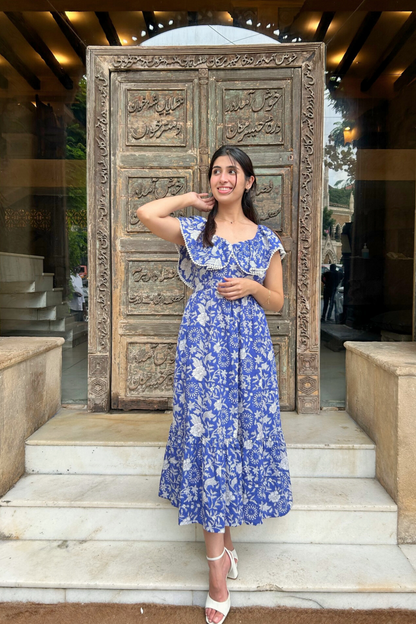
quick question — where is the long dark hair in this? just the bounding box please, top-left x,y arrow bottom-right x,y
202,145 -> 259,247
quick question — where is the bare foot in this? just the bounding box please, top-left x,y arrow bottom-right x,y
205,550 -> 231,624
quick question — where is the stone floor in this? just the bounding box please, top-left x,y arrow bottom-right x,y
62,342 -> 87,405
62,337 -> 346,408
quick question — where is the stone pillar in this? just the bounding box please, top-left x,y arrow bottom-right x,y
345,341 -> 416,543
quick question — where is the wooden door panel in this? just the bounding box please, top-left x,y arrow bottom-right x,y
119,336 -> 177,410
111,69 -> 198,409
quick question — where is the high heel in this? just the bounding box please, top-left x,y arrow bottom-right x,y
227,548 -> 238,580
205,547 -> 233,624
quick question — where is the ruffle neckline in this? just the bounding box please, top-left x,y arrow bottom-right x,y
176,215 -> 286,278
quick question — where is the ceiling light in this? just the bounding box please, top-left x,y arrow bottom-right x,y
266,24 -> 271,28
273,29 -> 280,35
53,52 -> 70,65
65,11 -> 82,22
169,20 -> 173,25
122,39 -> 127,44
149,24 -> 154,30
308,20 -> 320,32
283,35 -> 288,39
141,30 -> 146,36
246,19 -> 252,25
132,36 -> 137,41
257,22 -> 261,27
298,37 -> 302,41
158,23 -> 164,28
292,38 -> 297,42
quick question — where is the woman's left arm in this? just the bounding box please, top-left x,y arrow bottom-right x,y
252,251 -> 284,312
217,251 -> 284,313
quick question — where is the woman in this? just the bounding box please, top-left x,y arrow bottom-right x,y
137,145 -> 293,624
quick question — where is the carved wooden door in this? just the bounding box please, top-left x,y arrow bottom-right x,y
88,45 -> 324,414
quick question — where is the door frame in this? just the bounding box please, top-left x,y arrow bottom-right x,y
87,43 -> 325,413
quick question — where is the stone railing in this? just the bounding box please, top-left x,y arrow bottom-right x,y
0,337 -> 64,497
345,341 -> 416,543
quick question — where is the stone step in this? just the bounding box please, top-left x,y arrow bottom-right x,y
0,289 -> 62,309
0,319 -> 66,332
0,305 -> 66,321
0,475 -> 397,544
0,274 -> 54,294
25,409 -> 376,478
0,540 -> 415,608
0,252 -> 44,283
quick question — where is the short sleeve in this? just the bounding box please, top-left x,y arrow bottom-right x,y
263,228 -> 286,262
176,215 -> 230,270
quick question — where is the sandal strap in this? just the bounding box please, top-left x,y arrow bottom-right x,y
206,547 -> 226,561
205,591 -> 230,613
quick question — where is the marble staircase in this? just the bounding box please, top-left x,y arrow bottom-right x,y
0,252 -> 87,348
0,407 -> 416,608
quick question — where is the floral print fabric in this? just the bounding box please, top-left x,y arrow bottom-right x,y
158,215 -> 293,532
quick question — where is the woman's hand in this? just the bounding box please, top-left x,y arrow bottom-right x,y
217,277 -> 257,300
188,192 -> 215,213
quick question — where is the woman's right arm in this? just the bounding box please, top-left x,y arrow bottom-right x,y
136,192 -> 215,245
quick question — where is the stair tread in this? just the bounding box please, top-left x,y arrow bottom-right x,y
26,407 -> 375,449
0,541 -> 414,591
0,475 -> 396,510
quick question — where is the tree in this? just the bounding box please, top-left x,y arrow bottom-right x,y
324,94 -> 357,186
322,206 -> 336,236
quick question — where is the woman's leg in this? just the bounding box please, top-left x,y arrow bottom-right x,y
224,526 -> 237,564
204,528 -> 230,624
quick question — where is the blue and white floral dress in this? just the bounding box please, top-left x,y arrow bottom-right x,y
158,215 -> 293,533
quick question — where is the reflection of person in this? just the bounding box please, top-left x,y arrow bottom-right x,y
137,145 -> 293,624
69,266 -> 85,322
321,264 -> 342,322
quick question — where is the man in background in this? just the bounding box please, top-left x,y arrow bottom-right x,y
69,266 -> 85,322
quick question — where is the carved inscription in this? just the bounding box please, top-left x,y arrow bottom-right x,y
127,342 -> 176,395
95,71 -> 111,354
128,260 -> 184,315
127,89 -> 186,146
298,62 -> 315,353
129,176 -> 186,232
224,88 -> 283,145
255,175 -> 282,228
113,52 -> 298,70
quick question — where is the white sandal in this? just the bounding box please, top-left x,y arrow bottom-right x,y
205,547 -> 235,624
227,549 -> 238,580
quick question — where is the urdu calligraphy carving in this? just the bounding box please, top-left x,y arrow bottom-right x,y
224,88 -> 283,146
131,120 -> 183,141
127,343 -> 176,394
298,62 -> 315,353
127,88 -> 186,146
226,117 -> 281,143
112,52 -> 298,70
225,89 -> 281,114
128,93 -> 185,116
255,176 -> 282,226
95,69 -> 110,355
128,260 -> 184,315
129,177 -> 185,230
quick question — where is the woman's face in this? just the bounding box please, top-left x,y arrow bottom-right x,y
209,155 -> 254,204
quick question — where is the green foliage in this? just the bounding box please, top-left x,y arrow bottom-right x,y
329,184 -> 352,206
66,122 -> 86,160
324,143 -> 356,185
66,76 -> 87,271
68,227 -> 87,273
70,75 -> 86,126
322,206 -> 336,236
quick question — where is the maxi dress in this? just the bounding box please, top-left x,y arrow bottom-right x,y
158,215 -> 293,533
